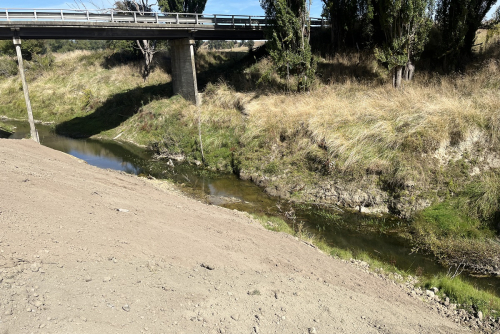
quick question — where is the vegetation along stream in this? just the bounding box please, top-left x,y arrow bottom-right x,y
3,120 -> 499,297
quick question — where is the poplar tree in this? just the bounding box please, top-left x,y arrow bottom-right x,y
373,0 -> 432,88
321,0 -> 374,51
436,0 -> 497,70
260,0 -> 316,91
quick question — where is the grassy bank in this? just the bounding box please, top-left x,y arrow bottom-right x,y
1,48 -> 499,278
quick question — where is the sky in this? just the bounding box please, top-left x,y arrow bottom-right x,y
0,0 -> 497,19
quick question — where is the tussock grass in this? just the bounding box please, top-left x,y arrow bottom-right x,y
238,60 -> 500,179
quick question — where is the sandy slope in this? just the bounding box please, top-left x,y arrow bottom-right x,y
0,139 -> 469,334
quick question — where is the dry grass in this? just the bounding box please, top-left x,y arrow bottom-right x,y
0,50 -> 170,122
204,55 -> 500,186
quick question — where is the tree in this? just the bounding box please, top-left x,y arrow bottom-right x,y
114,0 -> 157,80
158,0 -> 207,51
245,40 -> 255,50
321,0 -> 374,51
374,0 -> 432,88
436,0 -> 497,70
0,39 -> 47,60
158,0 -> 207,13
260,0 -> 316,91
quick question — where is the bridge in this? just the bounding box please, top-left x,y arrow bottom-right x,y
0,8 -> 326,138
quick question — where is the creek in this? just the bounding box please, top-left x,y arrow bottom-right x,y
2,120 -> 499,296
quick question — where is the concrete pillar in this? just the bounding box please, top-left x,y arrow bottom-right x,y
170,38 -> 199,106
13,33 -> 39,143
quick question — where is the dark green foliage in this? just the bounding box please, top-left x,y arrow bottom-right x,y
158,0 -> 207,13
260,0 -> 316,91
207,40 -> 237,50
321,0 -> 375,51
46,40 -> 107,53
0,39 -> 47,60
373,0 -> 432,87
436,0 -> 497,70
245,40 -> 255,50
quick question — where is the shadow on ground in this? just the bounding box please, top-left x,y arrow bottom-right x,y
196,46 -> 269,92
56,82 -> 173,138
316,61 -> 382,85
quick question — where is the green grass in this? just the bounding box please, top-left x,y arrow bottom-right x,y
0,121 -> 15,133
416,201 -> 483,239
252,214 -> 295,234
424,275 -> 500,318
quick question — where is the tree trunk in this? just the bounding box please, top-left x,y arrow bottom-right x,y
393,66 -> 403,88
137,40 -> 155,81
403,61 -> 415,81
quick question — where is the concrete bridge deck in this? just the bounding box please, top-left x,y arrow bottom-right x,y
0,8 -> 325,40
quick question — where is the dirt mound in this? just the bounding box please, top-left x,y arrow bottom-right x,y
0,139 -> 467,333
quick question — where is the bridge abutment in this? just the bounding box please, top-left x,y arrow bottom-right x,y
170,38 -> 199,106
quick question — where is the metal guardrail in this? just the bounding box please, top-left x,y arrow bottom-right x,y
0,8 -> 327,28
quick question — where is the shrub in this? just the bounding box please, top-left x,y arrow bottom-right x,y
0,57 -> 18,77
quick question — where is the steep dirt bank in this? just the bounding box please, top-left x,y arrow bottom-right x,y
0,139 -> 471,333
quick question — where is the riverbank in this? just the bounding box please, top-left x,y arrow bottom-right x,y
1,50 -> 499,276
0,138 -> 481,333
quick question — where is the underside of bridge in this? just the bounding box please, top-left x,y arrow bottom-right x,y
0,22 -> 267,106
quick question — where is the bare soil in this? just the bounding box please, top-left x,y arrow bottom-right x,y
0,139 -> 470,334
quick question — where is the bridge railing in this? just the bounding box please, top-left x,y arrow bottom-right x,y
0,8 -> 327,28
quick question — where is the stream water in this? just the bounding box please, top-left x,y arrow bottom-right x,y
2,120 -> 499,296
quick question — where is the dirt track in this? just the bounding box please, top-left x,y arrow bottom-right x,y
0,139 -> 469,333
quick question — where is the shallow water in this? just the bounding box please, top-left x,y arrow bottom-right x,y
4,120 -> 499,296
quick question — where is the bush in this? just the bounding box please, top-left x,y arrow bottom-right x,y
0,57 -> 18,77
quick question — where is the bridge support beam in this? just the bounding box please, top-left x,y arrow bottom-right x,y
13,33 -> 39,143
170,38 -> 199,106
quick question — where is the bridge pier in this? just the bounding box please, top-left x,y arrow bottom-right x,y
170,38 -> 199,106
12,33 -> 39,143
